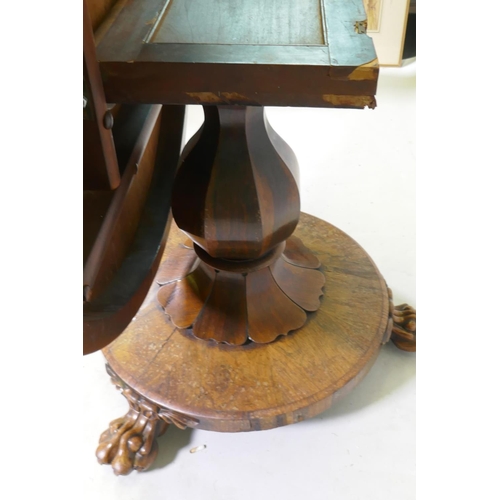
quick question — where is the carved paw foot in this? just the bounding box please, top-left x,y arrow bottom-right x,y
96,400 -> 168,475
96,365 -> 198,475
385,288 -> 416,352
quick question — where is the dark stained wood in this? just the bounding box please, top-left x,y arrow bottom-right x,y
246,266 -> 307,343
83,190 -> 114,267
83,105 -> 185,355
193,271 -> 248,345
111,104 -> 159,175
283,235 -> 321,269
88,1 -> 414,476
102,213 -> 390,438
84,105 -> 158,271
84,105 -> 162,301
172,106 -> 300,260
83,0 -> 120,191
265,117 -> 300,186
156,237 -> 323,344
95,0 -> 378,108
156,261 -> 215,329
193,241 -> 285,274
271,257 -> 325,311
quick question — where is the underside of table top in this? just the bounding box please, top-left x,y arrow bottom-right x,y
96,0 -> 379,108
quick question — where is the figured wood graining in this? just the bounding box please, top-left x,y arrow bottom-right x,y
271,256 -> 325,311
155,237 -> 324,345
172,106 -> 299,260
102,213 -> 390,432
151,0 -> 325,46
282,235 -> 320,268
166,105 -> 324,345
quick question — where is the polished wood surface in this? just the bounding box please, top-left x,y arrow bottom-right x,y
172,106 -> 299,260
165,105 -> 323,345
102,213 -> 390,435
87,0 -> 416,478
96,364 -> 170,475
83,0 -> 120,190
95,0 -> 378,108
155,239 -> 324,345
84,105 -> 162,302
83,105 -> 185,355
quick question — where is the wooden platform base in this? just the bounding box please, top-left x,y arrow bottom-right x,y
97,213 -> 416,475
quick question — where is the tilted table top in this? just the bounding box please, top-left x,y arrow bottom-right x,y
96,0 -> 378,108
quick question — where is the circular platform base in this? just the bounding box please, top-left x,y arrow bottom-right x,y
103,213 -> 390,433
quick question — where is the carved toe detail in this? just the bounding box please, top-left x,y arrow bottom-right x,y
96,401 -> 166,475
386,288 -> 416,352
96,365 -> 198,475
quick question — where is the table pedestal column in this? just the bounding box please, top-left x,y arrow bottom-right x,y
158,106 -> 324,345
95,107 -> 416,476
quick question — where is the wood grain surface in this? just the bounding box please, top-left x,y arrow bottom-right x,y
165,105 -> 323,345
103,213 -> 389,432
95,0 -> 378,108
172,106 -> 300,260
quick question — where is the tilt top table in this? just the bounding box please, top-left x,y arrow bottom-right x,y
96,0 -> 378,109
90,0 -> 416,475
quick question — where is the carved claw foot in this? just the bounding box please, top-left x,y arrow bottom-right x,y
96,400 -> 168,475
384,288 -> 416,352
96,365 -> 198,475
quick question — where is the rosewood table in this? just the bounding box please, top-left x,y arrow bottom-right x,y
91,0 -> 416,475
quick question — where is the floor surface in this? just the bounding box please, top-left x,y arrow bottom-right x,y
83,62 -> 416,500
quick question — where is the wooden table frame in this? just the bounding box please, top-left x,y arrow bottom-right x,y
85,0 -> 416,476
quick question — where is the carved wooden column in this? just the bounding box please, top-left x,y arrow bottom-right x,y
96,365 -> 198,475
156,106 -> 325,345
89,0 -> 417,478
